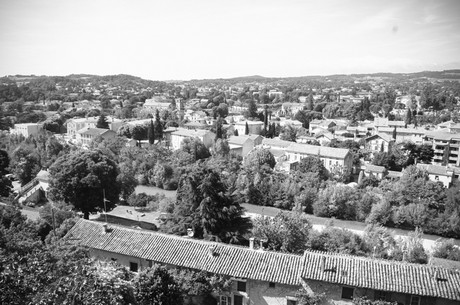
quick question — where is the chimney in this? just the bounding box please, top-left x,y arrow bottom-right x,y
249,237 -> 255,250
102,223 -> 112,233
321,256 -> 326,272
260,238 -> 268,251
208,245 -> 216,257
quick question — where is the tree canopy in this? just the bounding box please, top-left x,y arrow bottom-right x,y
48,149 -> 120,219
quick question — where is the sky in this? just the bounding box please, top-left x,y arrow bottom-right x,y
0,0 -> 459,80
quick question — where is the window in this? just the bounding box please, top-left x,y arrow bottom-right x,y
341,287 -> 354,299
374,290 -> 389,301
234,295 -> 243,305
287,300 -> 297,305
410,295 -> 420,305
110,258 -> 117,262
219,296 -> 231,305
269,282 -> 276,288
237,280 -> 246,292
129,262 -> 138,272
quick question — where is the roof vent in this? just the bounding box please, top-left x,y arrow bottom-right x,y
102,223 -> 112,233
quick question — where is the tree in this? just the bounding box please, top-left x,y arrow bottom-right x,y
246,99 -> 258,119
10,145 -> 41,185
244,148 -> 276,169
164,164 -> 251,243
215,116 -> 223,140
405,109 -> 412,125
48,150 -> 120,219
245,121 -> 249,135
134,266 -> 183,305
233,129 -> 239,136
0,149 -> 9,174
432,239 -> 460,261
148,119 -> 155,145
252,212 -> 311,254
96,113 -> 109,129
392,127 -> 396,140
154,109 -> 163,141
132,125 -> 148,146
298,156 -> 328,181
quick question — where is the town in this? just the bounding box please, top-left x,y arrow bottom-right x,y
1,71 -> 460,305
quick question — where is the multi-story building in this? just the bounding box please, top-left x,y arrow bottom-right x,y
285,143 -> 353,176
66,116 -> 122,137
76,128 -> 116,146
11,123 -> 41,138
425,131 -> 460,167
67,219 -> 460,305
170,128 -> 215,150
234,120 -> 264,136
364,133 -> 395,153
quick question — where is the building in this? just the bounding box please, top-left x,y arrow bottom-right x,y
285,143 -> 353,175
424,131 -> 460,167
11,123 -> 41,138
66,116 -> 122,137
170,128 -> 215,150
227,135 -> 263,157
66,219 -> 460,305
363,164 -> 387,180
377,127 -> 426,144
364,133 -> 395,153
234,120 -> 264,136
76,128 -> 117,146
416,164 -> 454,187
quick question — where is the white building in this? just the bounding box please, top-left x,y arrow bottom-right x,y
11,123 -> 41,138
170,128 -> 215,150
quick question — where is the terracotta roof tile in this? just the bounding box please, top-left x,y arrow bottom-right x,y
67,220 -> 460,301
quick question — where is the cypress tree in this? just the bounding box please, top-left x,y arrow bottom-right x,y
96,114 -> 109,129
148,119 -> 155,145
154,109 -> 163,141
245,122 -> 249,135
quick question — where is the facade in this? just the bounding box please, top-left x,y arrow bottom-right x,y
377,127 -> 426,144
170,128 -> 215,150
364,133 -> 394,153
234,120 -> 264,136
66,116 -> 122,137
285,143 -> 353,176
363,164 -> 387,180
76,128 -> 116,146
67,220 -> 460,305
425,131 -> 460,167
416,164 -> 454,187
11,123 -> 41,138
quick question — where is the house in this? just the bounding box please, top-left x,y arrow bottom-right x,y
170,128 -> 215,150
436,121 -> 460,133
66,116 -> 122,137
279,103 -> 305,116
364,133 -> 395,153
143,97 -> 172,112
363,164 -> 387,179
285,143 -> 353,176
76,128 -> 117,146
234,120 -> 264,135
227,135 -> 260,157
66,219 -> 460,305
416,164 -> 454,187
278,119 -> 303,129
315,131 -> 336,146
11,123 -> 41,138
309,119 -> 336,135
377,127 -> 426,144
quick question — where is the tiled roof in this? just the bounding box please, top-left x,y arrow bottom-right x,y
80,128 -> 113,136
425,131 -> 460,141
301,251 -> 460,301
387,170 -> 403,178
416,164 -> 453,176
261,138 -> 292,149
172,129 -> 213,138
67,220 -> 303,285
67,220 -> 460,301
228,136 -> 251,145
286,143 -> 350,159
364,164 -> 386,173
235,120 -> 264,126
365,133 -> 393,143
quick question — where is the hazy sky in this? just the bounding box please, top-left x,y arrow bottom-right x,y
1,0 -> 459,80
